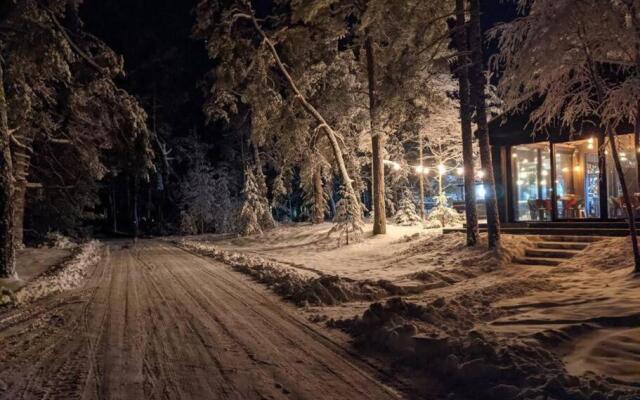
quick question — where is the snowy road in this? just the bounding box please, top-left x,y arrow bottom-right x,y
0,240 -> 402,400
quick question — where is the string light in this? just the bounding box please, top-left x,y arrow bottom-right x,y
437,164 -> 446,175
477,170 -> 486,179
456,167 -> 464,176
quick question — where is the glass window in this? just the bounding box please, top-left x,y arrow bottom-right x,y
606,134 -> 639,218
511,143 -> 552,221
554,138 -> 600,219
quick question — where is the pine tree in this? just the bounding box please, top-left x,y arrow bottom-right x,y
239,168 -> 274,236
394,189 -> 422,226
330,185 -> 364,245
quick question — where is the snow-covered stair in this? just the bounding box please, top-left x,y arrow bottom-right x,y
512,235 -> 602,267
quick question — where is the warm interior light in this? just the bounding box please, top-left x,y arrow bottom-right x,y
516,180 -> 524,186
561,167 -> 569,173
574,165 -> 581,172
541,170 -> 548,177
540,179 -> 547,185
512,153 -> 518,158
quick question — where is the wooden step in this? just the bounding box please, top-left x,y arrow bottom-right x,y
536,241 -> 589,250
513,256 -> 563,266
444,227 -> 627,237
525,248 -> 580,259
542,235 -> 604,243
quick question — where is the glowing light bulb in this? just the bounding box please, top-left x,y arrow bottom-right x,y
414,165 -> 424,174
393,163 -> 401,171
541,170 -> 548,177
437,164 -> 446,175
477,170 -> 486,179
562,167 -> 569,173
517,180 -> 524,186
456,167 -> 464,176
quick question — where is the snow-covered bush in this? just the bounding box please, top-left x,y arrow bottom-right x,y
330,185 -> 364,245
426,193 -> 463,228
394,189 -> 422,226
45,232 -> 76,249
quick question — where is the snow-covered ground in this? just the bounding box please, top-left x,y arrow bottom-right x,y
181,223 -> 640,399
0,240 -> 102,306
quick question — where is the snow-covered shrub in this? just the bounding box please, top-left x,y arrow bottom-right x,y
426,193 -> 463,228
45,232 -> 76,249
330,185 -> 364,245
394,189 -> 423,226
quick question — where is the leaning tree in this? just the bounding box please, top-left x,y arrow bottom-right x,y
194,0 -> 364,223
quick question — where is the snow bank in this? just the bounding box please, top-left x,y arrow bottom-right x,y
331,297 -> 639,400
177,239 -> 424,306
9,241 -> 102,305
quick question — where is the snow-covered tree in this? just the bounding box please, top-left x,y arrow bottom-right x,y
330,185 -> 364,245
178,144 -> 234,234
394,189 -> 422,226
451,0 -> 478,246
239,168 -> 274,236
193,0 -> 362,216
0,0 -> 152,277
491,0 -> 640,269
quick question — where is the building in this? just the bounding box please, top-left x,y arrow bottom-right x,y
488,110 -> 638,227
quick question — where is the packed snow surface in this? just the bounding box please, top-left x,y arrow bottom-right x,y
185,223 -> 640,399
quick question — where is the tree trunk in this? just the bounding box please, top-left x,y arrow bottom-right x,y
581,24 -> 640,272
133,175 -> 139,239
241,8 -> 360,212
469,0 -> 500,248
12,131 -> 31,246
0,62 -> 17,278
13,180 -> 26,246
635,102 -> 640,190
312,169 -> 324,224
111,179 -> 118,233
418,130 -> 425,219
608,127 -> 640,271
455,0 -> 479,246
365,36 -> 386,235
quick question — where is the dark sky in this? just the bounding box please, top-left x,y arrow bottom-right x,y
79,0 -> 519,138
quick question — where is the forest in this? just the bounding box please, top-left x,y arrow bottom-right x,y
2,1 -> 640,399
